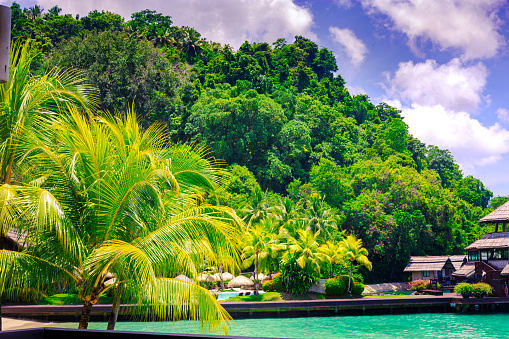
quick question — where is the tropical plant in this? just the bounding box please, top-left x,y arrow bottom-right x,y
284,229 -> 329,274
454,283 -> 474,297
340,234 -> 372,294
472,282 -> 493,298
0,39 -> 97,331
241,226 -> 284,295
0,108 -> 243,333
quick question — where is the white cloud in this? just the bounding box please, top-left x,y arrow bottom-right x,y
35,0 -> 317,48
497,108 -> 509,124
384,58 -> 488,112
334,0 -> 355,8
329,26 -> 368,66
401,104 -> 509,172
360,0 -> 505,60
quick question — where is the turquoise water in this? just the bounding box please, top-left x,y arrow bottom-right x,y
57,313 -> 509,338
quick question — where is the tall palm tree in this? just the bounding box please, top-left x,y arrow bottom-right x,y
284,229 -> 329,274
0,39 -> 96,331
340,234 -> 372,294
0,108 -> 243,333
241,186 -> 269,227
303,197 -> 338,240
241,226 -> 283,295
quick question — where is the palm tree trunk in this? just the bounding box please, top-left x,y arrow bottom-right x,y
255,253 -> 259,295
348,262 -> 353,294
78,301 -> 93,329
107,297 -> 121,330
107,284 -> 123,331
219,266 -> 224,291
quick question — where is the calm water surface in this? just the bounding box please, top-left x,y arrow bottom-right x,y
59,313 -> 509,338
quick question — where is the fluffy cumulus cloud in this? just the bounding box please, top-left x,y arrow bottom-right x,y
384,58 -> 488,112
35,0 -> 317,48
329,26 -> 368,66
395,103 -> 509,171
360,0 -> 505,60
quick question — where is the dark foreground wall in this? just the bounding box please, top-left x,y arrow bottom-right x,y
0,328 -> 279,339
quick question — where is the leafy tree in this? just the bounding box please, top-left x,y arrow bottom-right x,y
241,227 -> 284,295
454,175 -> 493,209
284,229 -> 329,276
0,38 -> 96,332
44,30 -> 192,133
1,109 -> 243,332
340,235 -> 372,294
426,145 -> 462,187
490,196 -> 508,210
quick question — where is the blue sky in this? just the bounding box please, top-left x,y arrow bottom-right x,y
3,0 -> 509,196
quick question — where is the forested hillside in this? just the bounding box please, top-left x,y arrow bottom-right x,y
9,3 -> 503,282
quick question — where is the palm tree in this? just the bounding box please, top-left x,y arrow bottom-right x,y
241,186 -> 270,227
284,229 -> 329,274
0,39 -> 96,331
340,234 -> 372,294
241,226 -> 283,295
303,197 -> 338,240
0,108 -> 243,333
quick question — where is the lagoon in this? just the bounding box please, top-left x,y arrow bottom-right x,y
55,313 -> 509,338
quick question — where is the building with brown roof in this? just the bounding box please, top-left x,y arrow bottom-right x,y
404,255 -> 466,281
452,200 -> 509,296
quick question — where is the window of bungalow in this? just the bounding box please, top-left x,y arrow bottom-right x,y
494,249 -> 509,260
481,251 -> 489,261
423,271 -> 430,277
468,251 -> 479,261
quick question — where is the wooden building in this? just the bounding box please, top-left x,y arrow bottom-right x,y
404,255 -> 466,281
452,200 -> 509,296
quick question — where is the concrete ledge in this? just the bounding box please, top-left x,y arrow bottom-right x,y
4,295 -> 509,321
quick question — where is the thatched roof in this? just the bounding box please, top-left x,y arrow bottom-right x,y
6,228 -> 27,248
227,275 -> 254,288
465,232 -> 509,250
175,274 -> 193,283
221,272 -> 234,281
479,201 -> 509,223
452,262 -> 475,278
403,256 -> 465,272
197,273 -> 215,282
250,273 -> 268,281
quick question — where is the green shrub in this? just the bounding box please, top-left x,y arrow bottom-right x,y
351,282 -> 365,295
454,282 -> 474,296
472,282 -> 493,297
280,257 -> 318,295
262,280 -> 275,292
325,278 -> 347,295
272,273 -> 284,292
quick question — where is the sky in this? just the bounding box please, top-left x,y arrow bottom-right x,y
2,0 -> 509,196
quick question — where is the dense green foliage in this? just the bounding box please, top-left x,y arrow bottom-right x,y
7,3 -> 501,284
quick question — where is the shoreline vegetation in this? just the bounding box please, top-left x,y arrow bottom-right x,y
0,2 -> 506,334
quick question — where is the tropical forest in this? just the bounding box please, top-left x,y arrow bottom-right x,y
0,3 -> 504,333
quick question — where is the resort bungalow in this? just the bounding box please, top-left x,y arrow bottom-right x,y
452,200 -> 509,297
404,255 -> 466,282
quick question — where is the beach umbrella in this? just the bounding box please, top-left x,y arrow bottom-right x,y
250,273 -> 267,281
211,273 -> 222,281
228,275 -> 254,288
222,272 -> 235,280
175,274 -> 193,283
197,273 -> 215,282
